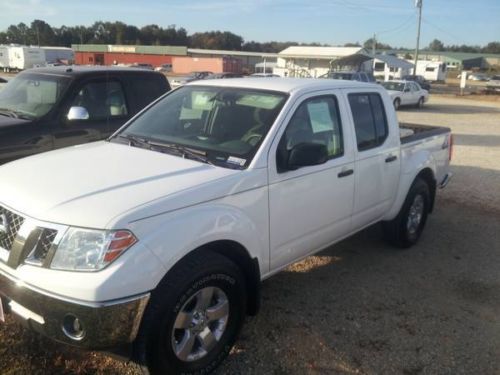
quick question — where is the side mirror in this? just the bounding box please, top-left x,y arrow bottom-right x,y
67,106 -> 89,121
287,142 -> 328,170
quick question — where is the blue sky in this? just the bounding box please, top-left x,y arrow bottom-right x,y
0,0 -> 499,47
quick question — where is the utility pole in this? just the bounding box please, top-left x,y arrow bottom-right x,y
413,0 -> 423,75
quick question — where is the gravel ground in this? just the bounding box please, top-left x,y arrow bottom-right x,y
1,95 -> 499,374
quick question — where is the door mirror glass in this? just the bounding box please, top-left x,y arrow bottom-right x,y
287,142 -> 328,170
67,106 -> 89,121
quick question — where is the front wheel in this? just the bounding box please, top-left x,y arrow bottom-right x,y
393,98 -> 401,110
383,178 -> 430,248
134,251 -> 247,374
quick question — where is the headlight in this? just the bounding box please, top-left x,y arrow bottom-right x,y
50,228 -> 137,271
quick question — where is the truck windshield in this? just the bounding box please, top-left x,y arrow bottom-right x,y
0,73 -> 71,120
115,85 -> 288,169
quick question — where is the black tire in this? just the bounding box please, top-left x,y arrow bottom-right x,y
416,97 -> 424,109
133,250 -> 246,375
393,98 -> 401,110
383,178 -> 430,248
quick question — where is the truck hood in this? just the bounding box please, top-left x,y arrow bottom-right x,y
0,142 -> 245,228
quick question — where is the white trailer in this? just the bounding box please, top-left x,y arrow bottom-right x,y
8,46 -> 46,71
0,46 -> 10,72
41,47 -> 74,65
411,60 -> 447,82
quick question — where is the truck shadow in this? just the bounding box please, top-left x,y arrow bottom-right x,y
219,197 -> 500,374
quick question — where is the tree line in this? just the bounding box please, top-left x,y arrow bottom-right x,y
1,20 -> 499,54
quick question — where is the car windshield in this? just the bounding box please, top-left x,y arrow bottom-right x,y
382,82 -> 405,91
114,85 -> 288,169
0,73 -> 71,119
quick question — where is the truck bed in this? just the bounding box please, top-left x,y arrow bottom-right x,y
399,123 -> 451,144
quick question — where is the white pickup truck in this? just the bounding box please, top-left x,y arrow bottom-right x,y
0,78 -> 451,374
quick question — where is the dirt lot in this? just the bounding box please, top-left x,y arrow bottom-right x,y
1,96 -> 499,374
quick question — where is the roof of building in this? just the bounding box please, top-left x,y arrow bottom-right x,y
187,77 -> 379,94
278,46 -> 368,59
374,54 -> 414,69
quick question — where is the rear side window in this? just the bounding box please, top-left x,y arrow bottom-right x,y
348,93 -> 388,151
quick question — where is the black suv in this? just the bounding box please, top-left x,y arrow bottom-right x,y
0,66 -> 170,164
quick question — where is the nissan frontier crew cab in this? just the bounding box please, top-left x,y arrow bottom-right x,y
0,78 -> 452,374
0,66 -> 170,165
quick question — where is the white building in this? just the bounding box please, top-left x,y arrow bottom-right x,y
411,60 -> 447,82
373,54 -> 414,81
274,46 -> 371,78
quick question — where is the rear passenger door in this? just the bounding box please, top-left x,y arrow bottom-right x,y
53,78 -> 130,149
345,91 -> 401,229
268,92 -> 355,270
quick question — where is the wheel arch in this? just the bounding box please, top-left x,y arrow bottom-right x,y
384,165 -> 437,221
415,167 -> 437,212
175,240 -> 261,316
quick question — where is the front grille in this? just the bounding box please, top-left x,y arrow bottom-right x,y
0,206 -> 25,251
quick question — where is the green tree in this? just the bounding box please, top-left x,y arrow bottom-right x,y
427,39 -> 444,51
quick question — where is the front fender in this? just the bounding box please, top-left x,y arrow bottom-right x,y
128,191 -> 269,287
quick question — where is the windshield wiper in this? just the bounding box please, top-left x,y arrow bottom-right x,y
0,108 -> 19,118
116,134 -> 152,150
148,141 -> 215,166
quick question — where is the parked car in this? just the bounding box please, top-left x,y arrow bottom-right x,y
0,66 -> 170,164
205,72 -> 244,79
0,77 -> 7,90
320,71 -> 376,83
248,73 -> 280,77
381,80 -> 429,110
486,75 -> 500,92
0,78 -> 452,374
170,71 -> 213,88
468,73 -> 489,81
130,63 -> 154,70
154,63 -> 173,73
401,74 -> 431,91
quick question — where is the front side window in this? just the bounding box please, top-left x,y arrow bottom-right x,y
277,96 -> 343,171
348,93 -> 388,151
0,73 -> 71,119
116,85 -> 287,169
71,81 -> 128,120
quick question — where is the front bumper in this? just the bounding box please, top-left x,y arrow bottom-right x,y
0,268 -> 149,350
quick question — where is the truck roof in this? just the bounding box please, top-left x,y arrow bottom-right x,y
22,65 -> 164,78
188,77 -> 380,94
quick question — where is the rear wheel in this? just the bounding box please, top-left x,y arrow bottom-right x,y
393,98 -> 401,110
383,178 -> 430,248
134,251 -> 246,375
